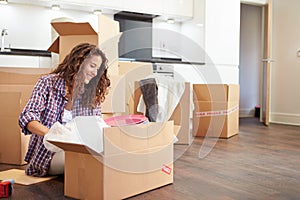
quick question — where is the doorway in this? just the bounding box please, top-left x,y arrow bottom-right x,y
239,3 -> 263,118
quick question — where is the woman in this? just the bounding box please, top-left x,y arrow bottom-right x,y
18,43 -> 110,176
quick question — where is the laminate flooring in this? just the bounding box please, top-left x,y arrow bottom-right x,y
1,118 -> 299,200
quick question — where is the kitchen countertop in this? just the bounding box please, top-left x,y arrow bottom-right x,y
0,48 -> 51,57
0,50 -> 205,65
120,57 -> 205,65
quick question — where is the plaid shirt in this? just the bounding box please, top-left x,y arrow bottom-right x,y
19,74 -> 101,176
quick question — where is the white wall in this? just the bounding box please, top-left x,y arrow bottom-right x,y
180,0 -> 205,63
173,0 -> 240,85
152,18 -> 182,59
271,0 -> 300,125
0,4 -> 99,50
241,0 -> 267,5
203,0 -> 240,84
239,4 -> 262,117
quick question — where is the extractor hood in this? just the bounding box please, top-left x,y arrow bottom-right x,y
114,11 -> 158,60
114,11 -> 159,22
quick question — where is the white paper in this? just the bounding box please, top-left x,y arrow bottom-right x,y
45,116 -> 109,154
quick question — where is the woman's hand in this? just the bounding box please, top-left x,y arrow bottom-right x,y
26,120 -> 49,136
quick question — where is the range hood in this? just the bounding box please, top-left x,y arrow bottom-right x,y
114,11 -> 157,60
114,11 -> 159,22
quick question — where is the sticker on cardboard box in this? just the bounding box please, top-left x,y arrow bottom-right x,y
162,165 -> 172,175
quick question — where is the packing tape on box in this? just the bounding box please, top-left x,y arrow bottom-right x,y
195,105 -> 239,117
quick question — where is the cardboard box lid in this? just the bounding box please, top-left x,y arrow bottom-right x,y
48,141 -> 99,155
193,84 -> 240,102
51,22 -> 97,36
48,22 -> 98,54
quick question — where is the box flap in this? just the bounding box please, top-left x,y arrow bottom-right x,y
51,22 -> 97,36
47,141 -> 100,155
48,37 -> 59,54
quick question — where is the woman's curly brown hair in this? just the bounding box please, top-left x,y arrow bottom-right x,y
51,43 -> 110,108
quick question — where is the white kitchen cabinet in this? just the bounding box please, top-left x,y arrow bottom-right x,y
85,0 -> 123,10
60,0 -> 86,4
39,56 -> 52,68
86,0 -> 193,19
122,0 -> 163,15
162,0 -> 193,19
0,55 -> 51,68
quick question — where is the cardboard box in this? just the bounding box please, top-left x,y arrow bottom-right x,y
98,15 -> 121,75
47,18 -> 125,113
48,117 -> 175,200
192,101 -> 239,138
101,75 -> 125,113
48,15 -> 122,74
192,84 -> 240,138
0,67 -> 51,165
133,81 -> 192,145
168,82 -> 192,144
193,84 -> 240,102
118,61 -> 153,114
48,22 -> 98,63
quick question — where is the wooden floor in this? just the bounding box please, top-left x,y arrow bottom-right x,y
1,118 -> 300,200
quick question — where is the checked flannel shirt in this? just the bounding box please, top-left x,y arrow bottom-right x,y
19,74 -> 101,176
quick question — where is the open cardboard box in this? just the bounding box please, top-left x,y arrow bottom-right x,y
118,61 -> 153,114
48,15 -> 122,75
0,67 -> 51,165
192,84 -> 240,138
133,81 -> 192,145
47,116 -> 178,200
101,75 -> 126,114
48,22 -> 98,62
47,17 -> 124,113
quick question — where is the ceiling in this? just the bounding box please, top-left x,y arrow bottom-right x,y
7,0 -> 120,15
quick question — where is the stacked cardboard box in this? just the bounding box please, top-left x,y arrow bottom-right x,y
0,67 -> 51,165
192,84 -> 240,138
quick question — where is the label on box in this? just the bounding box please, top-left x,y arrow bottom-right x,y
162,165 -> 172,175
195,105 -> 239,117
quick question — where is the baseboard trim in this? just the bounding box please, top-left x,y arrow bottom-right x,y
271,112 -> 300,126
239,108 -> 255,118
